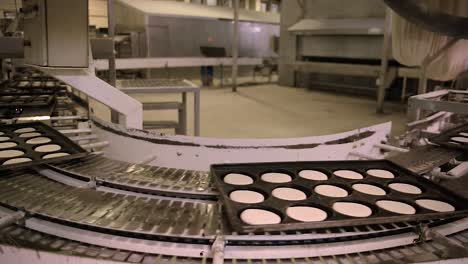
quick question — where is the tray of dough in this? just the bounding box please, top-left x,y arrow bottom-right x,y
0,122 -> 88,171
430,123 -> 468,151
0,94 -> 56,107
211,160 -> 468,233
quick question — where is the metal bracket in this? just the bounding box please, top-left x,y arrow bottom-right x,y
211,235 -> 226,264
0,211 -> 26,229
374,143 -> 409,153
413,223 -> 428,243
87,176 -> 97,189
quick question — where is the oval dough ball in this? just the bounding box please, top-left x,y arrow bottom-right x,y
0,150 -> 24,158
286,206 -> 328,222
451,137 -> 468,144
332,202 -> 372,217
0,136 -> 11,142
298,170 -> 328,181
376,200 -> 416,215
0,142 -> 17,149
14,127 -> 36,133
0,131 -> 4,135
26,137 -> 52,144
223,173 -> 254,185
367,169 -> 395,179
334,170 -> 363,180
35,144 -> 62,153
459,132 -> 468,137
19,132 -> 42,138
229,190 -> 264,204
42,152 -> 70,159
416,199 -> 455,212
3,157 -> 32,165
314,184 -> 348,197
272,187 -> 307,201
261,172 -> 292,183
389,183 -> 422,194
240,209 -> 281,225
352,183 -> 386,196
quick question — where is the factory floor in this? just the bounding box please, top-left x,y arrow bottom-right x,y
131,83 -> 408,139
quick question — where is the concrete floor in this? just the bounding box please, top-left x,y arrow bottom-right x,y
131,84 -> 407,139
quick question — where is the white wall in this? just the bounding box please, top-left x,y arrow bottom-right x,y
89,0 -> 108,29
0,0 -> 21,18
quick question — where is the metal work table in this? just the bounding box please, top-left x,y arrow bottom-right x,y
94,57 -> 263,71
407,89 -> 468,121
118,79 -> 201,136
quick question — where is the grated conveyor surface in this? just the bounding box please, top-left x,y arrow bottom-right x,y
49,155 -> 215,199
0,170 -> 447,246
0,171 -> 221,240
1,222 -> 468,263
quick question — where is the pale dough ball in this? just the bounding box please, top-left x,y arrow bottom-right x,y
0,142 -> 17,149
451,137 -> 468,143
240,209 -> 281,225
26,137 -> 52,144
298,170 -> 328,181
261,172 -> 292,183
3,157 -> 32,165
416,199 -> 455,212
19,132 -> 42,138
314,184 -> 348,197
333,202 -> 372,217
0,136 -> 11,142
229,190 -> 264,204
223,173 -> 254,185
366,169 -> 395,179
352,183 -> 386,196
43,152 -> 70,159
376,200 -> 416,215
272,187 -> 307,201
35,144 -> 62,153
389,183 -> 422,194
334,170 -> 363,180
286,206 -> 328,222
0,150 -> 24,158
14,127 -> 36,133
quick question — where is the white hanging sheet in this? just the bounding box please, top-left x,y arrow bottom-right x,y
391,0 -> 468,81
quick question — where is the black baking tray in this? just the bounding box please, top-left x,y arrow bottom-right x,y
0,122 -> 88,171
430,123 -> 468,151
8,80 -> 64,89
0,94 -> 56,107
0,86 -> 67,95
211,160 -> 468,233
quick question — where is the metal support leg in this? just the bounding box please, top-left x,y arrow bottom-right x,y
232,0 -> 239,92
220,64 -> 224,87
211,236 -> 226,264
180,92 -> 187,135
407,96 -> 421,122
401,77 -> 407,102
377,7 -> 392,113
194,90 -> 200,136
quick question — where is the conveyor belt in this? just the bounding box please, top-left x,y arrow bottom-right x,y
0,170 -> 449,246
48,155 -> 215,199
1,219 -> 468,263
389,145 -> 462,174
